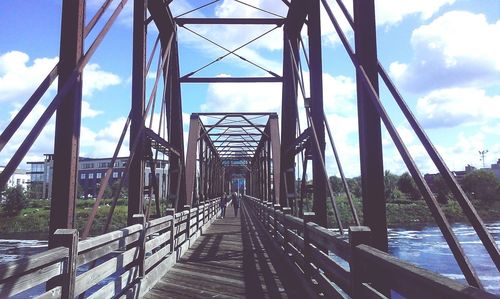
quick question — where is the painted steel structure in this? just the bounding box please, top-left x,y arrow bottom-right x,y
0,0 -> 498,293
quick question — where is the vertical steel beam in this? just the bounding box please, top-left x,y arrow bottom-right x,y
166,44 -> 187,208
49,0 -> 84,247
354,0 -> 387,252
269,115 -> 281,204
185,114 -> 201,206
280,30 -> 299,208
128,0 -> 147,225
308,0 -> 327,227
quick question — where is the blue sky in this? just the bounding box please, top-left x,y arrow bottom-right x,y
0,0 -> 499,177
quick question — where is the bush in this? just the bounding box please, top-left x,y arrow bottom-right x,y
4,186 -> 27,216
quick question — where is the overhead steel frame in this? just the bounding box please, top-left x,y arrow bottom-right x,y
185,114 -> 225,206
248,114 -> 281,204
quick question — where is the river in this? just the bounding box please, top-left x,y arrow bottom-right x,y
1,222 -> 499,297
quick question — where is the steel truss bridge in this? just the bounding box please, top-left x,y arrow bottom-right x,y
0,0 -> 498,298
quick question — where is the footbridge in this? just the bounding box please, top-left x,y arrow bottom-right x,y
0,0 -> 499,298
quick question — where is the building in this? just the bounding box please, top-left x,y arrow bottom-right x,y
27,154 -> 54,199
27,154 -> 168,200
0,166 -> 30,190
486,159 -> 500,180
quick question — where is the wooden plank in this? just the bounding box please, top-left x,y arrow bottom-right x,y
0,247 -> 67,281
77,232 -> 141,266
78,224 -> 142,252
145,245 -> 171,272
310,265 -> 346,299
146,219 -> 172,236
361,283 -> 388,299
0,263 -> 62,298
284,214 -> 304,231
286,241 -> 305,270
145,231 -> 171,253
35,286 -> 62,299
287,229 -> 304,251
355,245 -> 496,299
148,215 -> 172,228
74,246 -> 139,296
86,265 -> 139,299
306,222 -> 350,261
309,244 -> 350,293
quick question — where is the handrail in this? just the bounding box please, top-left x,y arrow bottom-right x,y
244,195 -> 495,299
0,197 -> 221,298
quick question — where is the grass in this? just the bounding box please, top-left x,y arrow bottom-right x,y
0,199 -> 128,237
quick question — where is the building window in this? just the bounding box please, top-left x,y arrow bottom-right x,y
112,172 -> 118,178
82,163 -> 94,169
81,173 -> 86,179
96,172 -> 102,179
88,173 -> 94,179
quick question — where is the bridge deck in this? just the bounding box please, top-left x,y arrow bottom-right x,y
144,201 -> 305,299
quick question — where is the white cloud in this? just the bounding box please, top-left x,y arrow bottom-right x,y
0,51 -> 58,103
375,0 -> 455,26
82,100 -> 103,118
0,104 -> 55,168
80,117 -> 130,158
82,63 -> 121,96
416,87 -> 500,128
389,11 -> 500,93
201,79 -> 282,113
0,51 -> 121,106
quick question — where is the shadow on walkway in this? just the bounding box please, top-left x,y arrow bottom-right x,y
144,202 -> 305,299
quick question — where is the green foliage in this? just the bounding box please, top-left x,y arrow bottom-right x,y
329,176 -> 343,195
462,170 -> 500,202
384,170 -> 400,201
427,174 -> 451,204
346,176 -> 362,198
3,186 -> 27,216
397,172 -> 422,201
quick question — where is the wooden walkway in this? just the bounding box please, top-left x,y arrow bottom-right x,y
143,201 -> 306,299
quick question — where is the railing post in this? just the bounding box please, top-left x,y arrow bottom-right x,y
133,214 -> 146,278
282,207 -> 291,254
166,208 -> 175,253
349,226 -> 372,299
267,202 -> 273,230
196,206 -> 200,231
303,212 -> 315,281
274,204 -> 281,239
52,229 -> 78,299
184,205 -> 191,240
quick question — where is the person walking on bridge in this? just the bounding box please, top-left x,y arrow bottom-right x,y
231,192 -> 240,217
220,192 -> 228,219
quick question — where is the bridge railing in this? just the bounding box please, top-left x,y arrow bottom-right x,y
244,195 -> 494,299
0,198 -> 221,298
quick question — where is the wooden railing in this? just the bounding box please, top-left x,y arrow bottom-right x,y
0,197 -> 221,298
244,195 -> 495,299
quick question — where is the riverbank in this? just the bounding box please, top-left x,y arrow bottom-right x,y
0,199 -> 128,238
320,196 -> 500,228
1,198 -> 499,237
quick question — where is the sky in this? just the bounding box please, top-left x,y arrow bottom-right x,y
0,0 -> 499,178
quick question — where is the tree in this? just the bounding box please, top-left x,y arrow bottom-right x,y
3,186 -> 27,216
347,176 -> 362,198
426,174 -> 451,204
384,170 -> 400,201
329,176 -> 343,195
397,172 -> 422,200
462,170 -> 500,202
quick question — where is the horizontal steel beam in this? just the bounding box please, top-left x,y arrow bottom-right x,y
199,112 -> 275,116
176,18 -> 285,25
180,77 -> 282,83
